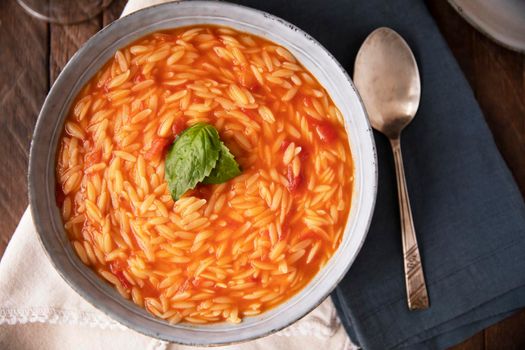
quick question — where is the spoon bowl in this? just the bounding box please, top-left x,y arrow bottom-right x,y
354,27 -> 421,139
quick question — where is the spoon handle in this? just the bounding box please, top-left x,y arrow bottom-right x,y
390,138 -> 429,310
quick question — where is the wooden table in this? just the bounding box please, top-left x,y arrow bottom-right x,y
0,0 -> 523,348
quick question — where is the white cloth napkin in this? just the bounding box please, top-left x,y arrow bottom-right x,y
0,2 -> 356,349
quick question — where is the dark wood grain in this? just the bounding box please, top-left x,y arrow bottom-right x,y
485,310 -> 525,350
48,0 -> 125,83
49,15 -> 101,83
1,0 -> 524,348
449,332 -> 485,350
0,0 -> 48,258
102,0 -> 126,27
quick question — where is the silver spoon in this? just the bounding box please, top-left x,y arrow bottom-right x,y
354,27 -> 429,310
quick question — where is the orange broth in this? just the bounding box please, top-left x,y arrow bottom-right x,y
56,25 -> 353,324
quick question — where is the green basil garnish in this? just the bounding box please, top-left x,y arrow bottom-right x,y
164,123 -> 241,200
202,142 -> 241,185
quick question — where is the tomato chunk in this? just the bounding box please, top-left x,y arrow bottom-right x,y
172,117 -> 187,137
236,67 -> 257,91
286,164 -> 302,192
299,145 -> 310,162
315,121 -> 337,143
303,96 -> 312,107
109,260 -> 131,289
279,214 -> 291,241
144,137 -> 171,160
190,184 -> 213,201
280,139 -> 291,152
239,107 -> 258,120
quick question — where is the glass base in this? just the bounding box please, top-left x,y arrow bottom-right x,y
17,0 -> 113,25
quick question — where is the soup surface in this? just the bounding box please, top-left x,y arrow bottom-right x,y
56,25 -> 353,324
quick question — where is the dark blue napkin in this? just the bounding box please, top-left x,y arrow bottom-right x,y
229,0 -> 525,348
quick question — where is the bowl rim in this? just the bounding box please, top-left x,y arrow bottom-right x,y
28,0 -> 377,345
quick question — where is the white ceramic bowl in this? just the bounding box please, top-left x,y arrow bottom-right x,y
29,1 -> 377,345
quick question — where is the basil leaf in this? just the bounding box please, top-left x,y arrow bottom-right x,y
202,142 -> 241,184
164,123 -> 220,200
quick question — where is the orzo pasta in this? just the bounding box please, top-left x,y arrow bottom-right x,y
56,25 -> 353,324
